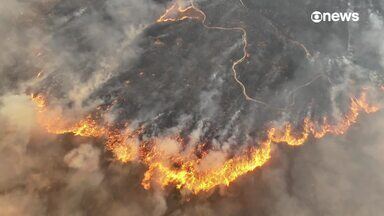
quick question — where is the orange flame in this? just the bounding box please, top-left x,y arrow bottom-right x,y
31,93 -> 47,109
31,91 -> 380,194
139,92 -> 379,193
31,94 -> 106,137
156,1 -> 204,23
31,94 -> 137,162
28,1 -> 382,194
141,142 -> 272,193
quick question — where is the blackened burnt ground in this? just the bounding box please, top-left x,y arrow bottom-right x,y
90,0 -> 384,148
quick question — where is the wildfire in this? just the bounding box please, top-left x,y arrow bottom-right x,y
157,0 -> 314,109
31,93 -> 47,109
157,0 -> 278,108
156,1 -> 204,23
141,142 -> 272,193
31,90 -> 380,194
28,1 -> 382,195
31,94 -> 106,137
31,93 -> 142,163
139,92 -> 379,193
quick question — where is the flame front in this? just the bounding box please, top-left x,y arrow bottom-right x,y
31,90 -> 380,194
140,92 -> 379,193
28,1 -> 382,194
141,142 -> 272,193
31,94 -> 137,162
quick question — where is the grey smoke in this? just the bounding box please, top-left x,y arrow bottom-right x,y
0,0 -> 384,215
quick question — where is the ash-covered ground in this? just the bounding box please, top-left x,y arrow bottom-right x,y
1,0 -> 384,215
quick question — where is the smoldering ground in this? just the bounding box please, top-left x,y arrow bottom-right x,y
1,0 -> 384,215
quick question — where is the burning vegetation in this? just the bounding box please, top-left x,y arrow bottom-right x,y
3,0 -> 384,214
27,0 -> 382,195
31,88 -> 380,194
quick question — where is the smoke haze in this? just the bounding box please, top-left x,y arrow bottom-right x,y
1,0 -> 384,215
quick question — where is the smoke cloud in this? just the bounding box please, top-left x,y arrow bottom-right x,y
1,0 -> 384,215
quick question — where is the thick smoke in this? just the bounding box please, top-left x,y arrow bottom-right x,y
1,0 -> 384,215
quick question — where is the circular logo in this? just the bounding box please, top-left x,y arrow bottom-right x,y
311,11 -> 322,23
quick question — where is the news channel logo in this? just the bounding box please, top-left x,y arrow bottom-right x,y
311,11 -> 359,23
